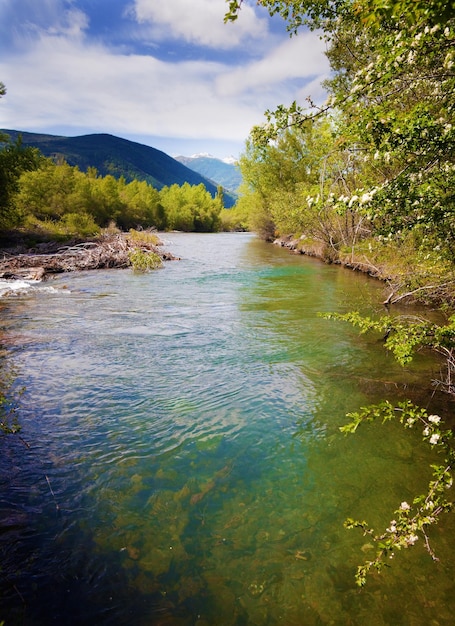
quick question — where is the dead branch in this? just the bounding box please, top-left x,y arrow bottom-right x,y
0,233 -> 178,280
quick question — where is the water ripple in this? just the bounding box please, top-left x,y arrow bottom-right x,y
0,233 -> 450,626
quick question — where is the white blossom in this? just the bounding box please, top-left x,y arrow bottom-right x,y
430,433 -> 440,445
400,502 -> 411,511
386,521 -> 397,533
428,415 -> 441,424
360,192 -> 373,204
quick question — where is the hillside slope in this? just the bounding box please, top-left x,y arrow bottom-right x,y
2,130 -> 237,207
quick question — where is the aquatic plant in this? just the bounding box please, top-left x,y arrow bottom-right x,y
0,357 -> 23,435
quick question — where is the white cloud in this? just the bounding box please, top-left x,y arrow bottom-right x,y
0,0 -> 329,155
217,31 -> 330,96
129,0 -> 268,48
0,0 -> 88,49
49,8 -> 89,39
0,35 -> 261,142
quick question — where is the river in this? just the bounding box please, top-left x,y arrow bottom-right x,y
0,232 -> 454,625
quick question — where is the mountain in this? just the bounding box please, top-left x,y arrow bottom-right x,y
1,130 -> 237,208
175,154 -> 242,195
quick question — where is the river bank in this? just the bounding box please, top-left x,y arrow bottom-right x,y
0,230 -> 178,282
273,234 -> 388,279
272,234 -> 455,307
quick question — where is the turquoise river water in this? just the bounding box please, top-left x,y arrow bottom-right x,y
1,232 -> 455,625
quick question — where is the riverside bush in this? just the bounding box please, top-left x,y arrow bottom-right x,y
128,248 -> 162,272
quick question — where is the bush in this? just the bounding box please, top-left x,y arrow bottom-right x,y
127,228 -> 161,246
128,248 -> 162,271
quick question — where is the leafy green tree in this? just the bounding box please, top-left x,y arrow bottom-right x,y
0,133 -> 42,229
16,161 -> 82,222
160,184 -> 195,231
119,180 -> 165,230
159,183 -> 221,232
227,0 -> 455,261
219,204 -> 250,231
237,116 -> 370,251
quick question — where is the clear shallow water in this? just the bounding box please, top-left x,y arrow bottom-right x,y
1,232 -> 455,625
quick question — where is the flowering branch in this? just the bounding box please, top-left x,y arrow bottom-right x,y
342,401 -> 454,586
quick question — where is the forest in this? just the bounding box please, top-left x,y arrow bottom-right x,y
0,127 -> 236,240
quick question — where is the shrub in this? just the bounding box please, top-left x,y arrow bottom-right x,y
128,248 -> 162,271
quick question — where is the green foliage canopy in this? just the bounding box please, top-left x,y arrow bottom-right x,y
226,0 -> 455,265
159,183 -> 222,232
0,135 -> 42,229
11,158 -> 223,237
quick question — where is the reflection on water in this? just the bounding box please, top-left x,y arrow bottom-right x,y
0,232 -> 454,625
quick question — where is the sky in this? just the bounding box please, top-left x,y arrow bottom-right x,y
0,0 -> 330,160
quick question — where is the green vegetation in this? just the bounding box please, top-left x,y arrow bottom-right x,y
2,130 -> 238,208
128,249 -> 163,271
0,139 -> 226,239
0,135 -> 42,231
225,0 -> 455,585
342,400 -> 454,587
159,182 -> 222,232
225,0 -> 455,294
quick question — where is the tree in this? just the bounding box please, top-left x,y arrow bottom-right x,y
0,133 -> 42,230
227,1 -> 455,260
159,183 -> 222,232
118,180 -> 164,230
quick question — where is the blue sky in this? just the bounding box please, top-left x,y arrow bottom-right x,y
0,0 -> 330,159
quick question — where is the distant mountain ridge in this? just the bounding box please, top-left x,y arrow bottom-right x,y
1,130 -> 237,208
175,154 -> 242,195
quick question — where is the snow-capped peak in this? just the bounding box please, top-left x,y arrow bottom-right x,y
221,156 -> 238,165
190,152 -> 214,159
186,152 -> 238,165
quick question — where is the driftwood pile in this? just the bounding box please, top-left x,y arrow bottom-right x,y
0,232 -> 177,281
